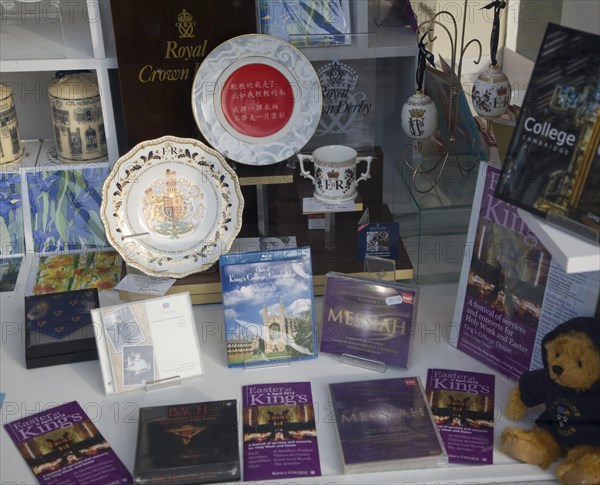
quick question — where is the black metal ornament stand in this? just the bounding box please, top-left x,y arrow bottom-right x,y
403,0 -> 483,194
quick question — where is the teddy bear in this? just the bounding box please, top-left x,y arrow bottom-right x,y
500,316 -> 600,485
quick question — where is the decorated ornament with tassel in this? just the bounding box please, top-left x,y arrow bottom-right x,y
401,32 -> 438,145
472,0 -> 511,124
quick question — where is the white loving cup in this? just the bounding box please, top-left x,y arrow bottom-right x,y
297,145 -> 372,204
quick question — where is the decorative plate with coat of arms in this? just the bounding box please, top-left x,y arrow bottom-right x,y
192,34 -> 322,166
101,136 -> 244,278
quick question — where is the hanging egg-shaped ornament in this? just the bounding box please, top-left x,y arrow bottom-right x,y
401,90 -> 438,140
471,64 -> 511,120
403,31 -> 438,141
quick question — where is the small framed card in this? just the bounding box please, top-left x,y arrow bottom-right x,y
92,292 -> 203,394
356,209 -> 399,260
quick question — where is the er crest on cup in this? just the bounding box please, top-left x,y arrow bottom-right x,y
297,145 -> 372,204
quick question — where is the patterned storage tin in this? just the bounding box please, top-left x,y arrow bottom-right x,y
47,72 -> 108,163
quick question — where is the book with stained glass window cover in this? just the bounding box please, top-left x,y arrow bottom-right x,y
242,381 -> 321,481
425,369 -> 495,465
4,401 -> 132,485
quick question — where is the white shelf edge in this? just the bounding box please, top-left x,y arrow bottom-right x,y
518,209 -> 600,274
0,56 -> 118,72
502,47 -> 534,106
87,0 -> 106,58
302,28 -> 417,62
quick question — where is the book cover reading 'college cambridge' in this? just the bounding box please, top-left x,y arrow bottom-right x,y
495,23 -> 600,234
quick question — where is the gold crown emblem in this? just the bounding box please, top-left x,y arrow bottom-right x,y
327,170 -> 339,179
409,108 -> 425,118
177,9 -> 193,24
176,9 -> 195,39
165,169 -> 177,189
496,86 -> 508,96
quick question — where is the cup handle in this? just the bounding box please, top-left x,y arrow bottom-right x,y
356,156 -> 373,185
297,154 -> 316,185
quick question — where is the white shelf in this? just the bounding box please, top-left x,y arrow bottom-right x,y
3,138 -> 110,172
301,27 -> 417,62
518,209 -> 600,274
0,281 -> 557,484
0,55 -> 117,72
1,20 -> 88,60
0,0 -> 95,61
0,0 -> 120,164
371,26 -> 418,57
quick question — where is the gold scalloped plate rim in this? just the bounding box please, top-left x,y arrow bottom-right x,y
101,135 -> 244,278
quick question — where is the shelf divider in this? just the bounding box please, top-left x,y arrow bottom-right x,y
518,209 -> 600,274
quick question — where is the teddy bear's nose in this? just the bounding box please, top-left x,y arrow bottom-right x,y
552,365 -> 563,376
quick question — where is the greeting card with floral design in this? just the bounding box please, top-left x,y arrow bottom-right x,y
26,167 -> 109,252
32,251 -> 122,295
0,173 -> 24,256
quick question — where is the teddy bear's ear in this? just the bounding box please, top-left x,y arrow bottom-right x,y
541,318 -> 600,367
543,335 -> 567,356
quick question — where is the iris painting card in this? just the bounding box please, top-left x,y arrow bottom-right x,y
0,172 -> 24,256
26,167 -> 109,253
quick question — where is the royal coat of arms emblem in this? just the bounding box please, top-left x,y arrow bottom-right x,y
143,169 -> 205,238
101,136 -> 244,278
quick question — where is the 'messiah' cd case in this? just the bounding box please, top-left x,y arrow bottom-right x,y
329,377 -> 447,473
320,273 -> 417,368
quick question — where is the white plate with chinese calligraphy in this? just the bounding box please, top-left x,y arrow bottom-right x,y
101,136 -> 244,278
192,34 -> 322,166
